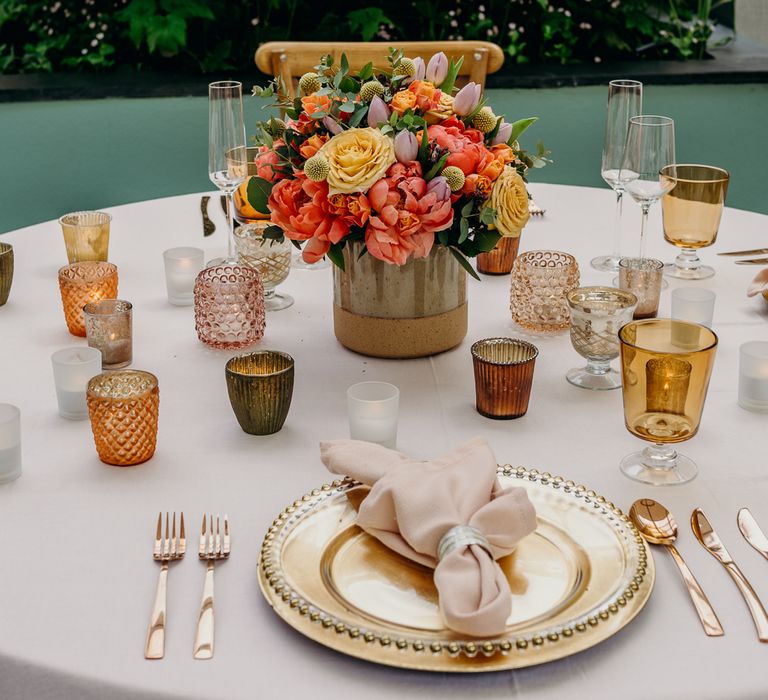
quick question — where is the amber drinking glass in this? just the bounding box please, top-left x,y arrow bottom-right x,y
619,319 -> 717,485
234,223 -> 293,311
0,242 -> 13,307
86,370 -> 159,466
58,262 -> 118,336
58,211 -> 111,263
660,164 -> 729,280
510,250 -> 580,332
194,265 -> 265,349
471,337 -> 539,419
566,287 -> 637,391
618,257 -> 663,319
225,351 -> 294,435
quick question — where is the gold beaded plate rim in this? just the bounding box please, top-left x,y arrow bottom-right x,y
258,466 -> 655,672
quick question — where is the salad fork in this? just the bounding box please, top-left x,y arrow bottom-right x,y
145,512 -> 186,659
193,514 -> 231,660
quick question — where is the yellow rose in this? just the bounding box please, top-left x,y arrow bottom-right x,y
318,127 -> 396,195
424,93 -> 455,125
483,167 -> 530,237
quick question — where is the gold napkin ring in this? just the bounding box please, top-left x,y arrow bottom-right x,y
437,525 -> 492,562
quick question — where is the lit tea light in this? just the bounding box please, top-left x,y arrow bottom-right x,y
83,300 -> 133,369
739,341 -> 768,413
646,357 -> 692,416
51,347 -> 103,420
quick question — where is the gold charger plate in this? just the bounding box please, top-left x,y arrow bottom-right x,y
258,466 -> 654,672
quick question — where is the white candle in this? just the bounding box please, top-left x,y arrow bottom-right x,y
739,341 -> 768,413
164,247 -> 204,305
0,404 -> 21,483
347,382 -> 400,449
51,347 -> 103,420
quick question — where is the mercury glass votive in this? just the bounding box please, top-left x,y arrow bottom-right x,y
0,403 -> 21,484
234,224 -> 293,311
58,261 -> 118,336
87,370 -> 159,466
51,347 -> 103,420
471,337 -> 539,419
225,351 -> 294,435
0,242 -> 13,307
347,382 -> 399,448
59,211 -> 111,263
618,257 -> 664,319
194,265 -> 266,349
671,287 -> 716,327
83,299 -> 132,369
163,247 -> 204,306
739,341 -> 768,413
566,287 -> 638,391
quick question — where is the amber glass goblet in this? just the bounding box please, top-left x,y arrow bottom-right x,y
619,319 -> 717,485
58,262 -> 118,336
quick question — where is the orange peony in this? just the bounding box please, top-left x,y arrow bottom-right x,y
299,134 -> 328,160
390,90 -> 417,115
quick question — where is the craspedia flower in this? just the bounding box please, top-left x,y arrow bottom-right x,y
393,58 -> 416,78
442,166 -> 465,192
360,80 -> 385,102
299,72 -> 321,95
473,107 -> 497,133
304,154 -> 330,182
266,118 -> 286,138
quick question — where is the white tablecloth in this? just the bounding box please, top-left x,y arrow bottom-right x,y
1,184 -> 767,700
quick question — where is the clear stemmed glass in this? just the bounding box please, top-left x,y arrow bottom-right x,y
660,164 -> 730,280
208,81 -> 248,266
591,79 -> 643,272
619,115 -> 676,259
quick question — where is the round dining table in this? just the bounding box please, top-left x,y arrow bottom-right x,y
0,183 -> 767,700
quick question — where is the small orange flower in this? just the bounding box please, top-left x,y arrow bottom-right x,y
462,174 -> 493,197
327,193 -> 348,216
301,94 -> 332,116
390,90 -> 417,115
477,153 -> 504,181
299,134 -> 328,160
491,143 -> 516,164
407,80 -> 440,112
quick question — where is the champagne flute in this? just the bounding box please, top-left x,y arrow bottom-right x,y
620,115 -> 676,259
591,79 -> 643,272
208,81 -> 248,266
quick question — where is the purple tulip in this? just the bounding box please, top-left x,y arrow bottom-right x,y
322,116 -> 343,135
453,82 -> 482,117
427,176 -> 451,201
394,129 -> 419,163
426,52 -> 448,85
492,121 -> 513,146
367,95 -> 390,127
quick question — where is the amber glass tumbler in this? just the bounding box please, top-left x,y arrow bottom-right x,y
59,211 -> 111,263
225,351 -> 294,434
476,236 -> 521,275
194,265 -> 265,349
87,370 -> 159,466
58,261 -> 118,336
0,242 -> 13,307
471,337 -> 539,419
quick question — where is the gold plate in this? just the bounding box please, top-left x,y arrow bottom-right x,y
258,466 -> 654,672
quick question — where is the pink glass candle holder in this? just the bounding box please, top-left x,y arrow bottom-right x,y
194,265 -> 265,349
58,262 -> 118,337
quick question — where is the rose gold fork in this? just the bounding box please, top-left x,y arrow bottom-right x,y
193,514 -> 230,659
144,512 -> 185,659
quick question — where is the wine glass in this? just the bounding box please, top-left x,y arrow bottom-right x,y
618,318 -> 717,485
660,164 -> 729,280
591,79 -> 643,272
208,81 -> 248,266
619,115 -> 676,259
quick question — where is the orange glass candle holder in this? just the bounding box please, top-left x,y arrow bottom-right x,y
476,236 -> 521,275
86,370 -> 159,466
58,262 -> 118,336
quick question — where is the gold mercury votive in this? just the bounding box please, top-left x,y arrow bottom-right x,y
0,242 -> 13,307
59,211 -> 111,263
58,261 -> 118,337
83,299 -> 133,369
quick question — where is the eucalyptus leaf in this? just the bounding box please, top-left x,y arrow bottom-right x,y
480,206 -> 496,225
459,217 -> 469,243
348,106 -> 369,128
339,101 -> 355,113
461,200 -> 475,218
340,53 -> 349,75
359,61 -> 373,80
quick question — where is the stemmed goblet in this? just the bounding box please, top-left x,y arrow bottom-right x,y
592,79 -> 643,272
208,81 -> 248,266
620,115 -> 676,259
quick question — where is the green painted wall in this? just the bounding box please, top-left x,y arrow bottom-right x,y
0,83 -> 765,234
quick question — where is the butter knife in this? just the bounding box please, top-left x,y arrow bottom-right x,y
737,508 -> 768,562
201,196 -> 215,237
692,509 -> 768,642
718,248 -> 768,256
735,258 -> 768,265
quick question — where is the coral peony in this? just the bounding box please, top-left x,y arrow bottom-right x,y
254,144 -> 283,182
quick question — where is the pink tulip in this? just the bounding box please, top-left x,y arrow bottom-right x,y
413,57 -> 426,81
323,116 -> 343,135
367,95 -> 390,127
426,52 -> 448,85
394,129 -> 419,163
492,121 -> 513,145
453,82 -> 482,117
426,176 -> 450,200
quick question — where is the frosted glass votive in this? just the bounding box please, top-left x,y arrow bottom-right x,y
671,287 -> 716,327
739,341 -> 768,413
0,403 -> 21,483
51,347 -> 103,420
163,247 -> 204,305
347,382 -> 399,449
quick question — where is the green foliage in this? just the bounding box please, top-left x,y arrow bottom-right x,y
347,8 -> 391,42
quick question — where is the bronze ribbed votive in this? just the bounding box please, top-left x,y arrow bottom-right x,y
86,370 -> 159,466
471,337 -> 539,419
0,242 -> 12,307
58,261 -> 118,336
225,351 -> 294,435
476,236 -> 521,275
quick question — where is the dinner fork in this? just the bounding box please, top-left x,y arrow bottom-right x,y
193,514 -> 230,660
145,512 -> 186,660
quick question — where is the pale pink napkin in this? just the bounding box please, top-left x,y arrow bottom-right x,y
320,436 -> 536,637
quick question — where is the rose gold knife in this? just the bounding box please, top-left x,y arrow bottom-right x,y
737,508 -> 768,562
718,248 -> 768,256
692,508 -> 768,642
